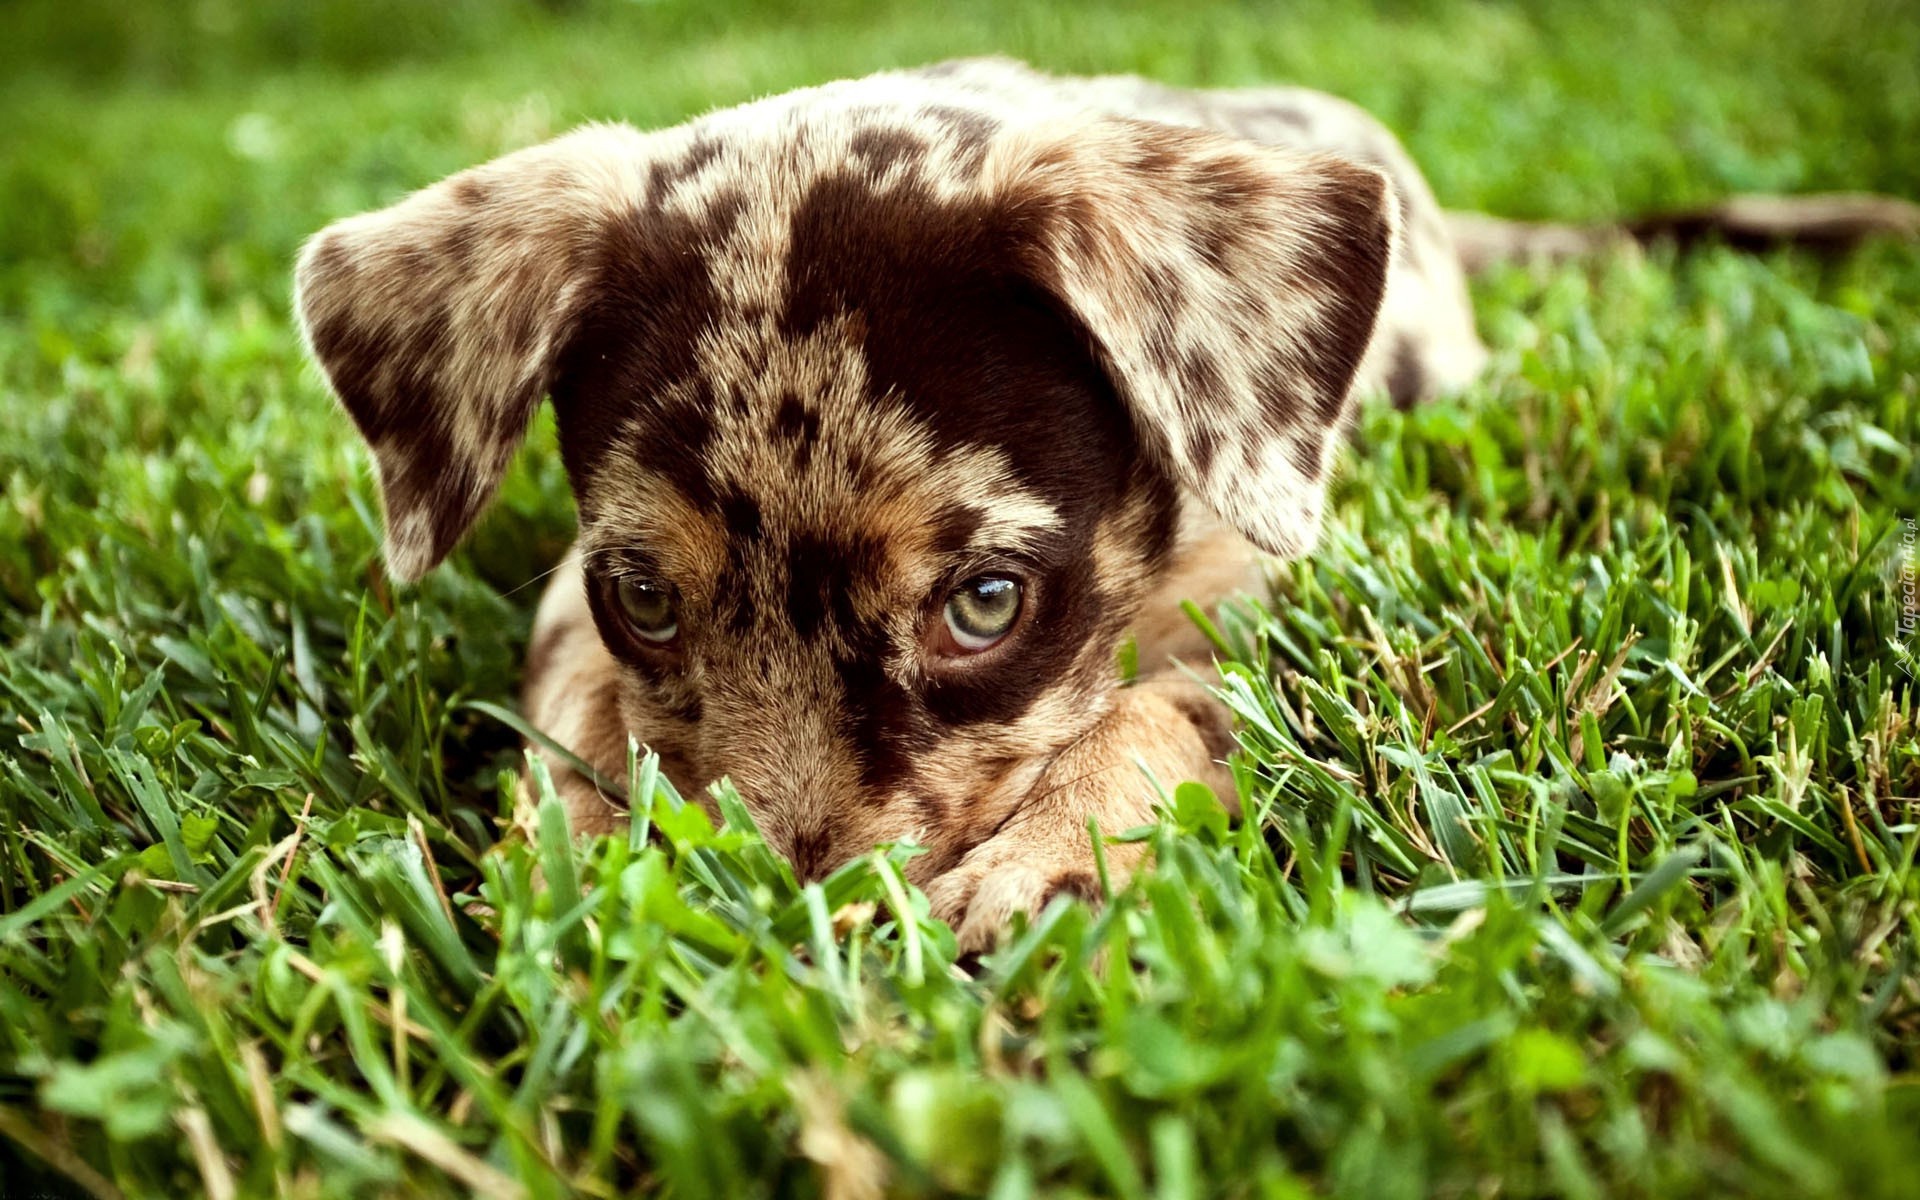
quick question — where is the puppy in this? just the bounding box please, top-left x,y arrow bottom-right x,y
295,58 -> 1916,948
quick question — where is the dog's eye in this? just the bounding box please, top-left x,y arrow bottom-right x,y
615,580 -> 679,644
940,575 -> 1022,654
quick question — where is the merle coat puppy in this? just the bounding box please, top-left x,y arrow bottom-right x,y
295,58 -> 1916,948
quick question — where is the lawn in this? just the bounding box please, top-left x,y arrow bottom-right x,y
2,0 -> 1918,1196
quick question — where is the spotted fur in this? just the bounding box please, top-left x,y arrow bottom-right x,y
293,59 -> 1527,947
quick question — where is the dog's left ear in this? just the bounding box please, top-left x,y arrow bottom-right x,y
294,125 -> 650,581
991,119 -> 1396,558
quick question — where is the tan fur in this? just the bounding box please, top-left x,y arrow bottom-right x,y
519,550 -> 641,839
921,678 -> 1237,949
295,57 -> 1918,949
292,60 -> 1443,946
521,528 -> 1246,952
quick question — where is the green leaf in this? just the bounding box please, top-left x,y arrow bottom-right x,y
1509,1028 -> 1589,1093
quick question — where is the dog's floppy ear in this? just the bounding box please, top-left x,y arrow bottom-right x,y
992,119 -> 1396,558
294,125 -> 648,581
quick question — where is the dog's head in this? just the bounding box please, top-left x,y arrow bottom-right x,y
295,71 -> 1394,872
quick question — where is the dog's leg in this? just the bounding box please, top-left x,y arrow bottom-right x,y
516,548 -> 639,839
1125,511 -> 1266,674
921,675 -> 1237,952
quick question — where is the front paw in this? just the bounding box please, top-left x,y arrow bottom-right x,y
921,679 -> 1232,953
921,835 -> 1129,954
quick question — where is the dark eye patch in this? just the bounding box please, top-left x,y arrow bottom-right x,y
921,571 -> 1092,727
548,162 -> 1187,789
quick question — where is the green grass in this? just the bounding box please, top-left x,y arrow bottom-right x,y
3,0 -> 1919,1195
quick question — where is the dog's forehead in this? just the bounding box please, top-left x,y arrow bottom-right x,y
555,69 -> 1143,572
573,317 -> 1068,580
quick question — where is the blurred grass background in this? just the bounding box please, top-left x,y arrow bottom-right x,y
2,1 -> 1919,1197
4,0 -> 1920,316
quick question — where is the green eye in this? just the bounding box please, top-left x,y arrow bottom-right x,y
615,580 -> 679,643
942,575 -> 1022,652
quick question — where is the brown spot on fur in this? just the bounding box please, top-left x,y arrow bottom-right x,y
1247,360 -> 1309,436
1124,140 -> 1183,177
436,216 -> 480,265
1188,219 -> 1236,272
849,125 -> 931,175
1192,154 -> 1267,209
1039,870 -> 1102,908
645,135 -> 723,210
1288,160 -> 1393,423
307,233 -> 352,281
1139,259 -> 1188,311
1186,424 -> 1222,477
1176,348 -> 1222,405
1275,423 -> 1324,479
770,390 -> 821,469
452,175 -> 492,207
1386,335 -> 1427,408
916,104 -> 1001,171
789,825 -> 833,880
551,203 -> 735,499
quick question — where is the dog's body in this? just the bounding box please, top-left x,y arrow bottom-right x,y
295,59 -> 1917,947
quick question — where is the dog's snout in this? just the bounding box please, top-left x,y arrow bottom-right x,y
700,700 -> 868,875
786,824 -> 836,881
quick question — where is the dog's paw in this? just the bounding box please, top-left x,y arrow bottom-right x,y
920,679 -> 1230,953
922,839 -> 1116,954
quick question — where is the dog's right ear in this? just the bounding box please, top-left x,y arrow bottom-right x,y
294,125 -> 649,582
983,119 -> 1396,562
